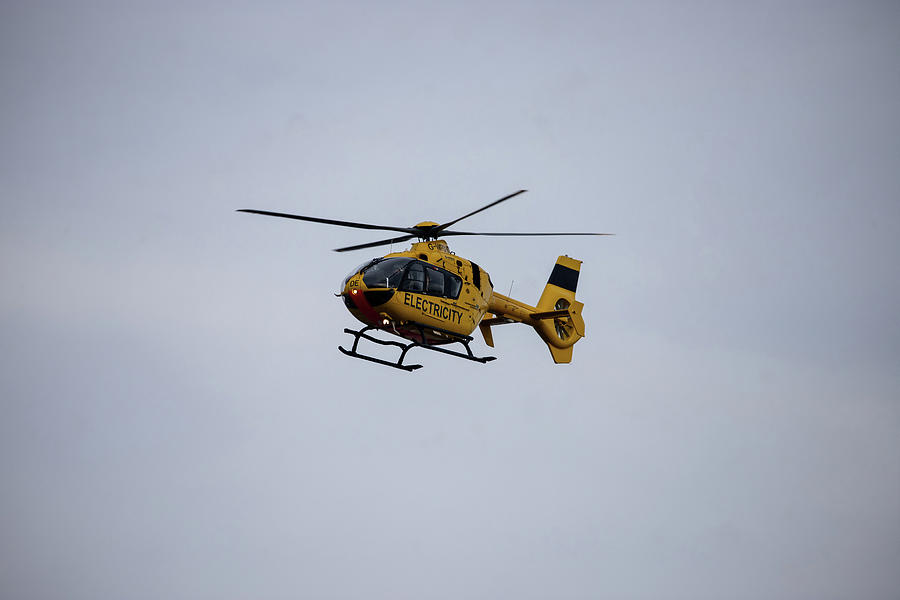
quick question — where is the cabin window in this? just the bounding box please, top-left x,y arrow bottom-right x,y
400,261 -> 425,292
362,257 -> 412,289
445,273 -> 462,299
425,266 -> 445,296
399,261 -> 462,299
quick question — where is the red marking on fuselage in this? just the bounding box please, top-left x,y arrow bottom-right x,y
346,289 -> 382,325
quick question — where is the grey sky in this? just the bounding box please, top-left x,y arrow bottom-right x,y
2,1 -> 899,599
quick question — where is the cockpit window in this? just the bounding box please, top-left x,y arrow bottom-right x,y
362,257 -> 413,289
348,258 -> 464,298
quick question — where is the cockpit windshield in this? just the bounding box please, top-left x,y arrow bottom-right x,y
341,259 -> 375,289
362,257 -> 414,289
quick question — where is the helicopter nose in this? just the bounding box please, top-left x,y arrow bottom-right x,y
341,274 -> 362,295
341,281 -> 362,310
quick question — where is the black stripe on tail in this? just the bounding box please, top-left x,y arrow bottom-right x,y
547,264 -> 579,292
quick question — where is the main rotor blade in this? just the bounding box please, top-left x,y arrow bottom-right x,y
441,231 -> 614,237
434,189 -> 527,233
333,234 -> 416,253
237,209 -> 419,236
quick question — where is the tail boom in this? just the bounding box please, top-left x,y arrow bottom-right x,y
483,256 -> 586,364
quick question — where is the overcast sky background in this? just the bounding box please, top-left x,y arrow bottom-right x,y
2,1 -> 899,598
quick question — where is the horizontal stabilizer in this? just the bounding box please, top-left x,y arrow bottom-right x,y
530,309 -> 569,320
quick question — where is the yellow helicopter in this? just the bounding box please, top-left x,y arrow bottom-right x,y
239,190 -> 610,371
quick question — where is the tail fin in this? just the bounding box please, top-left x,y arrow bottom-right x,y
532,256 -> 585,364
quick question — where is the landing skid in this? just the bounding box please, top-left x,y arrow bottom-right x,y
338,323 -> 497,371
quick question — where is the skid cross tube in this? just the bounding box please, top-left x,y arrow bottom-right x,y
339,326 -> 423,371
338,323 -> 496,371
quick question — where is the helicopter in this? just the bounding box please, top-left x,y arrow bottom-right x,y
238,190 -> 610,371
